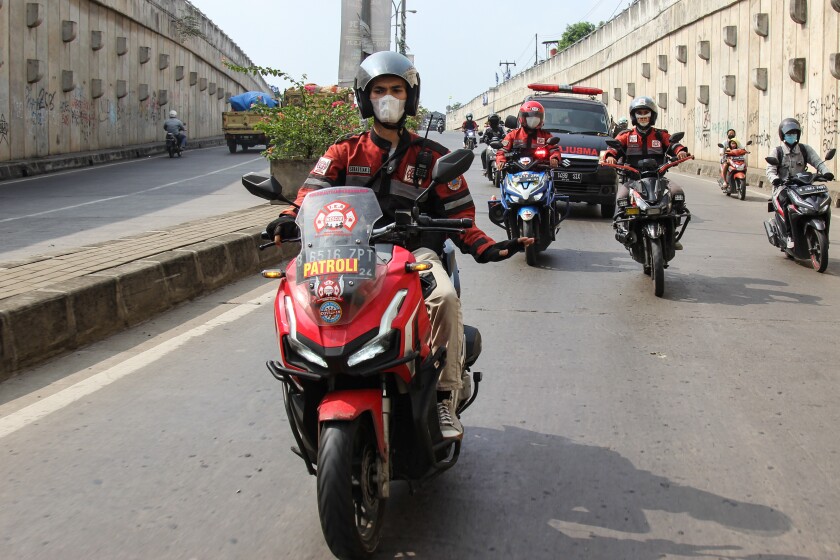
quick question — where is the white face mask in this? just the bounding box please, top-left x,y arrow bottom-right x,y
525,116 -> 541,129
372,95 -> 406,124
636,112 -> 651,127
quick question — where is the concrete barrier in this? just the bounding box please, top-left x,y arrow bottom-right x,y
0,228 -> 298,381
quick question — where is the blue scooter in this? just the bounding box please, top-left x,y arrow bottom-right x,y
487,137 -> 569,266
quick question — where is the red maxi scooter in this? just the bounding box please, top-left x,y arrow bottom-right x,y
242,150 -> 483,559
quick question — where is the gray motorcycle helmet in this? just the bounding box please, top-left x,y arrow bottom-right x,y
778,118 -> 801,145
629,96 -> 659,128
354,51 -> 420,119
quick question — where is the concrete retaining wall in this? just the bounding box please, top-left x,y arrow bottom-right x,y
0,0 -> 271,162
451,0 -> 840,175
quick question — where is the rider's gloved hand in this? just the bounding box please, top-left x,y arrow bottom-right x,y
477,238 -> 534,262
603,155 -> 616,165
824,172 -> 835,181
772,178 -> 783,187
550,156 -> 560,168
677,151 -> 690,160
266,216 -> 300,246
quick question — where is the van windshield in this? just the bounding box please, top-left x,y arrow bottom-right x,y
540,103 -> 610,134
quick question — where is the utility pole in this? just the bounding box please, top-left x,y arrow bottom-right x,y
499,60 -> 515,81
399,1 -> 406,55
534,33 -> 538,66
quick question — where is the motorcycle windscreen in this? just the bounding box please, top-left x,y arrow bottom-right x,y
291,187 -> 387,327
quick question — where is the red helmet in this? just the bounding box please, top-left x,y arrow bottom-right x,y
518,100 -> 545,131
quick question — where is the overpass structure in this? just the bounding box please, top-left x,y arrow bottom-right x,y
0,0 -> 270,163
450,0 -> 840,178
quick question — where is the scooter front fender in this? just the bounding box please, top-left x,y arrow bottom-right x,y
644,222 -> 663,239
517,206 -> 540,221
808,218 -> 827,232
319,389 -> 386,458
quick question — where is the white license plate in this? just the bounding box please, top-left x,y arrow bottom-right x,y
554,172 -> 582,183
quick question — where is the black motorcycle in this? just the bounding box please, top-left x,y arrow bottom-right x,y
165,132 -> 182,158
763,148 -> 836,272
482,133 -> 505,185
602,133 -> 693,297
437,121 -> 444,134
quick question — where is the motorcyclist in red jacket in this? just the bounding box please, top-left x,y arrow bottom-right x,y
267,51 -> 533,440
604,96 -> 690,245
495,101 -> 561,169
458,113 -> 481,148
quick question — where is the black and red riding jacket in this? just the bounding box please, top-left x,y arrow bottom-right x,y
280,129 -> 500,261
607,126 -> 687,167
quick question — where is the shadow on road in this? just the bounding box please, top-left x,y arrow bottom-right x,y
665,272 -> 823,306
379,426 -> 800,560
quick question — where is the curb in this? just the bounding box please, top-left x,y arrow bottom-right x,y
0,136 -> 228,181
0,230 -> 298,381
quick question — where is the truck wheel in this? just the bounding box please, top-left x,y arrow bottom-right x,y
600,201 -> 615,219
227,140 -> 237,154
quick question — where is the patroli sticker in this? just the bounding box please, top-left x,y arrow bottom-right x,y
303,258 -> 359,278
319,301 -> 342,324
314,201 -> 357,235
313,157 -> 332,175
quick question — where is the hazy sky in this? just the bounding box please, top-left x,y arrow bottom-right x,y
189,0 -> 635,112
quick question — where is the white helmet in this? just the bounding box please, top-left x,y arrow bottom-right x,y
169,110 -> 177,118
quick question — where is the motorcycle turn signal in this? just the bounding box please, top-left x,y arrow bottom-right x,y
406,261 -> 434,273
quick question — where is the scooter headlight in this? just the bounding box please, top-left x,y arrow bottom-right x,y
287,335 -> 328,368
346,290 -> 406,368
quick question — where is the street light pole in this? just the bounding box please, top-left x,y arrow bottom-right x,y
400,0 -> 406,55
390,0 -> 415,55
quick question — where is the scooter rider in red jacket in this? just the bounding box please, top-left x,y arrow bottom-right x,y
495,100 -> 561,169
267,51 -> 533,440
603,96 -> 690,245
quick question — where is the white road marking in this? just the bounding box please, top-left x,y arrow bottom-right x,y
0,157 -> 265,223
0,291 -> 274,439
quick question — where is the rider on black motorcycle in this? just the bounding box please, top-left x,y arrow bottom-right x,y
766,118 -> 834,248
480,113 -> 505,170
163,110 -> 187,149
266,51 -> 533,440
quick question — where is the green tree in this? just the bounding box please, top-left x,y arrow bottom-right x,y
557,22 -> 597,51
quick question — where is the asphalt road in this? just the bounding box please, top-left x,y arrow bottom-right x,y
0,145 -> 270,263
2,132 -> 840,559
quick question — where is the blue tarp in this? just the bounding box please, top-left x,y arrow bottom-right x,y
229,91 -> 278,111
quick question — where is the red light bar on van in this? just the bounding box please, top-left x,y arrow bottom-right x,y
528,83 -> 604,95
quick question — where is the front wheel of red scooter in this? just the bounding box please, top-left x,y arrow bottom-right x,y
317,419 -> 385,559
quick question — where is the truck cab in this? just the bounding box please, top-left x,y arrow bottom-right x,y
521,92 -> 618,218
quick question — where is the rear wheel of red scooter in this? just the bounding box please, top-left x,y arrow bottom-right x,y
317,419 -> 385,559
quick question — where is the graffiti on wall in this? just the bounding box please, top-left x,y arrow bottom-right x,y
0,114 -> 8,145
60,89 -> 97,141
25,85 -> 56,126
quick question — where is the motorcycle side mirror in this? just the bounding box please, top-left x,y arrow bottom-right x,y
765,156 -> 780,166
717,143 -> 725,149
431,149 -> 474,185
670,131 -> 685,143
547,136 -> 560,146
241,173 -> 300,208
490,141 -> 503,149
825,148 -> 836,161
746,140 -> 753,146
605,139 -> 623,151
504,115 -> 519,129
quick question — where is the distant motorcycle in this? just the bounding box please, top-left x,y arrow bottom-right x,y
165,132 -> 182,158
482,133 -> 505,185
601,132 -> 693,297
718,140 -> 752,200
464,128 -> 477,150
763,148 -> 836,272
437,121 -> 445,134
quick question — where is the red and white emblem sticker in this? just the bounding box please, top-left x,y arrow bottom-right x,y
314,200 -> 357,234
448,177 -> 462,191
313,275 -> 345,302
403,165 -> 416,183
629,134 -> 638,143
651,140 -> 662,148
537,137 -> 546,145
312,157 -> 332,176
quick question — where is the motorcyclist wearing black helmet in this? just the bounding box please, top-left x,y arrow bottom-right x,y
266,51 -> 533,440
480,113 -> 505,170
766,117 -> 834,248
458,113 -> 480,148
